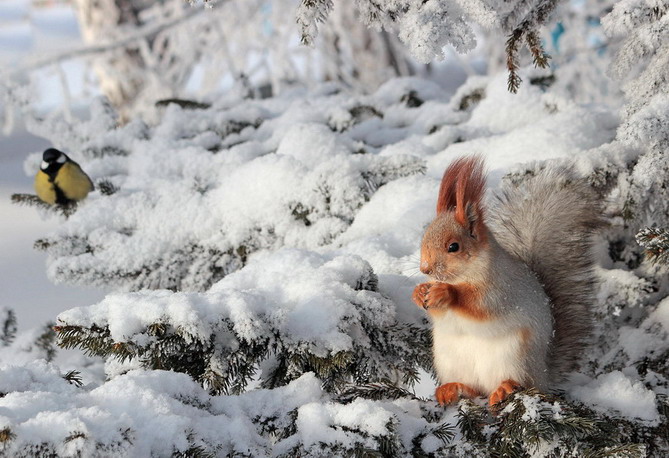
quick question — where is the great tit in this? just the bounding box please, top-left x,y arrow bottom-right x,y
34,148 -> 94,205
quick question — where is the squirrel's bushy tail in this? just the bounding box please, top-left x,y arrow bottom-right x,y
491,164 -> 604,377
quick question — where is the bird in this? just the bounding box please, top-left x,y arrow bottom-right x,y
34,148 -> 94,205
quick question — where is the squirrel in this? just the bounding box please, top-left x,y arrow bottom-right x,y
412,156 -> 602,407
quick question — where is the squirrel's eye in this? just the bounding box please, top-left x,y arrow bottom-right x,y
448,242 -> 459,253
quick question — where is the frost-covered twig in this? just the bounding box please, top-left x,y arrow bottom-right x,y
1,5 -> 206,79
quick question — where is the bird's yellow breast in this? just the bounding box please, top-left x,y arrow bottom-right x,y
55,162 -> 94,201
34,162 -> 93,205
34,170 -> 57,205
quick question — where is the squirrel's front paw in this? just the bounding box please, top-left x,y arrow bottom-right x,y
412,283 -> 431,309
424,282 -> 452,309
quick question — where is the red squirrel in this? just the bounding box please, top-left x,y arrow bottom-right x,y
412,156 -> 602,407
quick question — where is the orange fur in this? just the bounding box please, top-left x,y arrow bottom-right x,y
411,282 -> 431,309
488,379 -> 522,406
444,282 -> 488,321
424,282 -> 453,309
436,156 -> 486,227
412,282 -> 490,321
435,382 -> 479,405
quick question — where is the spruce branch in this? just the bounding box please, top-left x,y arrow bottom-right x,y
1,308 -> 17,347
488,389 -> 645,457
63,370 -> 84,387
63,431 -> 86,443
0,427 -> 15,443
430,422 -> 456,446
505,24 -> 552,93
10,193 -> 46,208
451,389 -> 649,456
636,227 -> 669,265
173,430 -> 217,458
456,399 -> 488,444
33,238 -> 51,251
582,445 -> 649,458
506,29 -> 524,93
525,29 -> 551,69
57,308 -> 430,397
36,322 -> 57,362
336,379 -> 423,404
11,193 -> 77,217
96,179 -> 120,196
55,324 -> 119,358
296,0 -> 334,46
155,98 -> 211,110
82,145 -> 129,158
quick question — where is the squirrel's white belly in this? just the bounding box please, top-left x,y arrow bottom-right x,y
431,314 -> 527,394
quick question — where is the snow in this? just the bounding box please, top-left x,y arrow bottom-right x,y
570,371 -> 659,423
0,366 -> 450,456
296,399 -> 393,448
617,295 -> 669,362
58,249 -> 402,365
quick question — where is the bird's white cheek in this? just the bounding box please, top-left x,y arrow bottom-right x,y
40,161 -> 49,170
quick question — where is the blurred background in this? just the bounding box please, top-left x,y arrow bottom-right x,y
1,0 -> 100,331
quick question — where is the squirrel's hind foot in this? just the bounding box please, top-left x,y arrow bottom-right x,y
488,379 -> 522,407
435,382 -> 478,405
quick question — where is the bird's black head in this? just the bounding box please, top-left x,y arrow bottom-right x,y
41,148 -> 68,177
43,148 -> 67,163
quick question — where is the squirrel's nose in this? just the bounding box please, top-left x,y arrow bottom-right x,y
420,260 -> 432,275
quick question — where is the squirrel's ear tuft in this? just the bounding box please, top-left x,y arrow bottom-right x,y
436,156 -> 487,226
465,201 -> 485,240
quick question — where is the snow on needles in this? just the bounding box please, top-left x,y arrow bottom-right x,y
59,250 -> 395,354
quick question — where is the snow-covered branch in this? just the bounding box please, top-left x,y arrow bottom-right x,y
2,5 -> 206,80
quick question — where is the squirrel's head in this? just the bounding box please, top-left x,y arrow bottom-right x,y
420,156 -> 489,283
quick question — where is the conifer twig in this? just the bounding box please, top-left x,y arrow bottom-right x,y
637,227 -> 669,265
506,29 -> 524,93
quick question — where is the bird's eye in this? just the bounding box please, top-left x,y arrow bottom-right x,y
448,242 -> 459,253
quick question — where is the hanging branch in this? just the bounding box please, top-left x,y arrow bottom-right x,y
506,29 -> 524,93
525,29 -> 551,69
505,25 -> 551,93
296,0 -> 334,46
